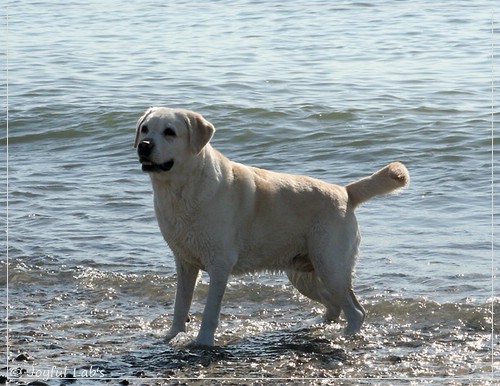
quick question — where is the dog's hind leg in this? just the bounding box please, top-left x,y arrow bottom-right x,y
316,258 -> 365,335
286,270 -> 342,322
316,263 -> 365,335
309,219 -> 365,335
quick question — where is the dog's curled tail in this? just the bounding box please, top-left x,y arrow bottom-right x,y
346,162 -> 409,208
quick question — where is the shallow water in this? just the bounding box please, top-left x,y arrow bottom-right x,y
2,0 -> 499,385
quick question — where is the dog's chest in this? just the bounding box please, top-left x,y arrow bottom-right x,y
154,197 -> 212,267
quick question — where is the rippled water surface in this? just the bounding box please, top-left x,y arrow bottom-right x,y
2,1 -> 499,385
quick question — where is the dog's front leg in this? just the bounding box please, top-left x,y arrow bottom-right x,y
196,265 -> 231,346
167,260 -> 199,341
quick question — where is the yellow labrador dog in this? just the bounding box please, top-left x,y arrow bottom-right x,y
134,107 -> 409,346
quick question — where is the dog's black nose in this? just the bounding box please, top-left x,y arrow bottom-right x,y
138,140 -> 153,156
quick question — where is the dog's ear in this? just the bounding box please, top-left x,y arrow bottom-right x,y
134,108 -> 154,148
185,111 -> 215,154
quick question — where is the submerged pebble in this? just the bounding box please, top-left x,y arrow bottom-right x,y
14,354 -> 31,362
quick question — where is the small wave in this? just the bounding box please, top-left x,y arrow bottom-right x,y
7,126 -> 92,145
306,111 -> 357,121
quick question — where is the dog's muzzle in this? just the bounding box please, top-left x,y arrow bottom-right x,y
137,140 -> 174,172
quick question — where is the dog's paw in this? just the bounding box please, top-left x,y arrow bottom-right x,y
168,332 -> 195,348
343,326 -> 364,338
194,335 -> 215,347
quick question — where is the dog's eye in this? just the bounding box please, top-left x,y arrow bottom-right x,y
163,128 -> 176,137
141,125 -> 148,134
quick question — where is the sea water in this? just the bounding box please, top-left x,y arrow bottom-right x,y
2,1 -> 498,384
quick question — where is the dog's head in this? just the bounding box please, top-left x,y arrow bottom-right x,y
134,107 -> 215,173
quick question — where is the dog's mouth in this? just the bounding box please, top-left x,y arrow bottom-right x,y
139,157 -> 175,173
